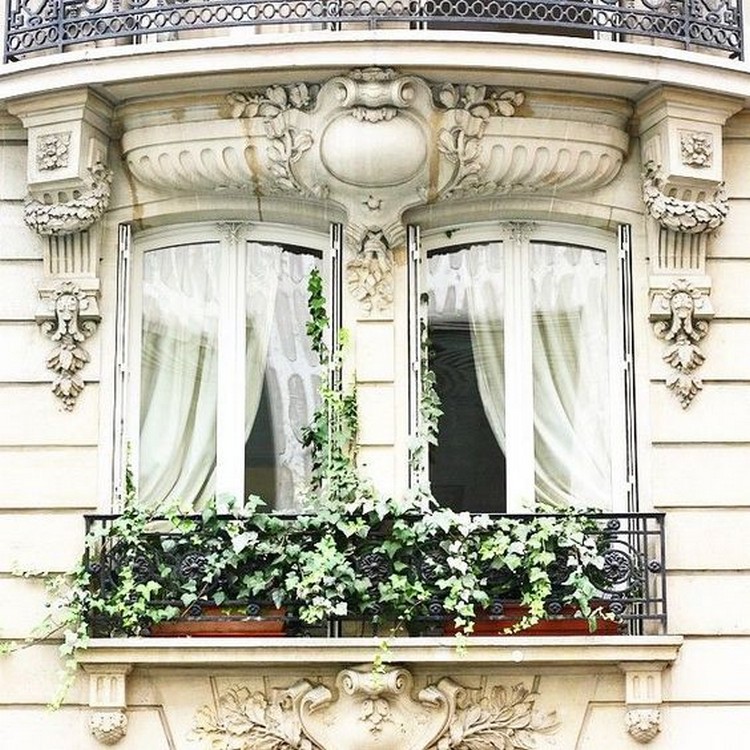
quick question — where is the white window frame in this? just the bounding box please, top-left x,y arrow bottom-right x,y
116,221 -> 330,509
415,221 -> 628,513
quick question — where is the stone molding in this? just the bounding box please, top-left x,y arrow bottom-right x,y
89,710 -> 128,745
625,708 -> 661,743
192,667 -> 558,750
35,279 -> 100,410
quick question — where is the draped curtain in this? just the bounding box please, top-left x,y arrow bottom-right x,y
140,242 -> 318,511
140,243 -> 220,509
427,241 -> 610,510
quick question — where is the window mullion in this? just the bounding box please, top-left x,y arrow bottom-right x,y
504,224 -> 535,512
216,228 -> 247,503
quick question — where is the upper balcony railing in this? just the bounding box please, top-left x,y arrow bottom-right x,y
4,0 -> 744,63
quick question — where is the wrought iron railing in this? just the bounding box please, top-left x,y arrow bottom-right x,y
83,511 -> 666,637
3,0 -> 743,62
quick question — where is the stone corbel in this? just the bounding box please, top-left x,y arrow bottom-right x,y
82,665 -> 132,745
7,89 -> 113,409
637,88 -> 742,407
620,663 -> 666,743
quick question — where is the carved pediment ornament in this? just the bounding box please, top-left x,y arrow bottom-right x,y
650,278 -> 713,408
36,280 -> 100,410
192,668 -> 559,750
642,161 -> 727,234
24,162 -> 113,236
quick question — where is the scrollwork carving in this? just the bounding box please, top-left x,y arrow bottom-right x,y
642,162 -> 727,234
89,710 -> 128,745
24,162 -> 113,236
192,669 -> 559,750
625,708 -> 661,743
650,278 -> 713,408
36,280 -> 100,410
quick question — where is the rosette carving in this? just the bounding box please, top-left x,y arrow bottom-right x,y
642,162 -> 727,234
24,162 -> 113,236
192,669 -> 559,750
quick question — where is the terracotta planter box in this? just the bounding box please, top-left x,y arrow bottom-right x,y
444,603 -> 622,636
149,606 -> 286,638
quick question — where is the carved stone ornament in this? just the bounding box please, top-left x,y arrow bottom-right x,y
625,708 -> 661,743
650,278 -> 713,408
89,710 -> 128,745
192,667 -> 558,750
642,162 -> 727,234
36,280 -> 100,410
24,162 -> 113,236
432,84 -> 524,200
680,130 -> 713,168
36,131 -> 72,171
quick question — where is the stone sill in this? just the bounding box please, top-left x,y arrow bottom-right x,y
77,635 -> 683,668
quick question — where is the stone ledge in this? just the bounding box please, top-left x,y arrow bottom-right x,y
77,635 -> 683,668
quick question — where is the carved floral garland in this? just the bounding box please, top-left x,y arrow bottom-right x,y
24,162 -> 113,236
642,162 -> 727,234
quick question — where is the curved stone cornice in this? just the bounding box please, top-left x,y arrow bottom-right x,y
121,71 -> 629,208
24,162 -> 113,236
642,162 -> 727,234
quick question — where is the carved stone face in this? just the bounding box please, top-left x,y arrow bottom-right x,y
670,290 -> 694,320
55,292 -> 80,332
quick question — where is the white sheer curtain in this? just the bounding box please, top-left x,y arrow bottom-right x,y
257,250 -> 321,509
531,244 -> 610,509
427,241 -> 610,511
140,243 -> 220,509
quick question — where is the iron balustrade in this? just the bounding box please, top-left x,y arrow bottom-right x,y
83,511 -> 667,637
3,0 -> 743,62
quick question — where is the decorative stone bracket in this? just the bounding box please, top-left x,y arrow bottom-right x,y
637,88 -> 743,408
7,89 -> 113,409
620,663 -> 666,743
82,665 -> 132,745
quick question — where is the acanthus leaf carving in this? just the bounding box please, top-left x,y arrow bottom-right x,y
679,130 -> 713,168
36,280 -> 100,410
192,669 -> 559,750
433,85 -> 524,200
36,131 -> 72,171
625,708 -> 662,743
642,162 -> 727,234
226,84 -> 324,199
650,278 -> 713,408
24,162 -> 113,236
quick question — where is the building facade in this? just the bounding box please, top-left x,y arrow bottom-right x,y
0,4 -> 748,748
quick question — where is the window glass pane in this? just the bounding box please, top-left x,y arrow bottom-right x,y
427,243 -> 506,512
140,242 -> 219,509
244,244 -> 321,509
531,242 -> 611,509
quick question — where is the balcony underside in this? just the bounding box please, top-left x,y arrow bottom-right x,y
4,0 -> 743,63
